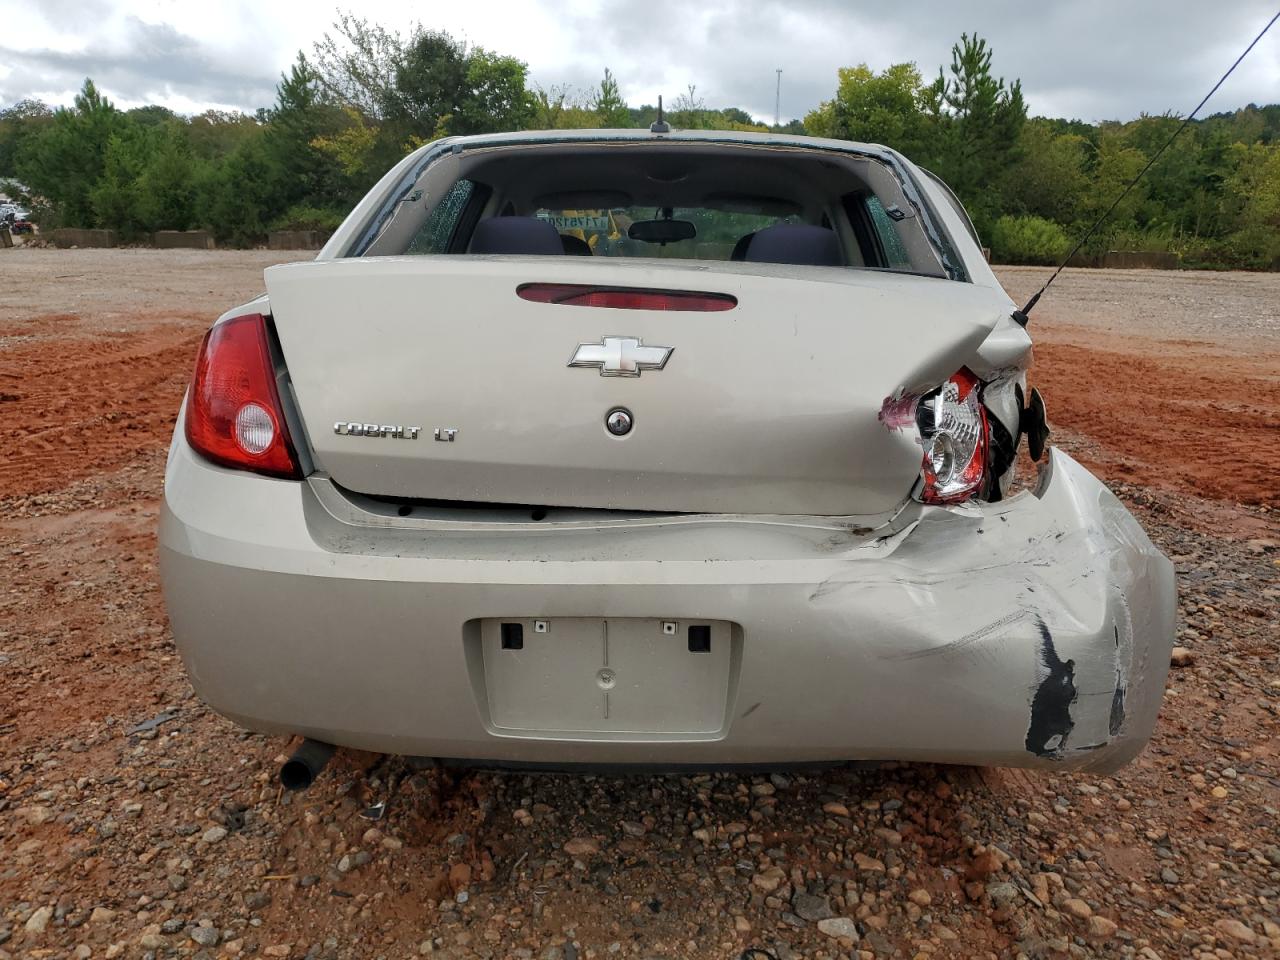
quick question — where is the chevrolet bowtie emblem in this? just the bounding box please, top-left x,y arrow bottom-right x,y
568,336 -> 673,377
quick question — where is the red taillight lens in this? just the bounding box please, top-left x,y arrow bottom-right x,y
185,313 -> 301,479
880,368 -> 989,505
518,283 -> 736,312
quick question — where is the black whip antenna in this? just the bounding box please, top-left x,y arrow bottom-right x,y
650,95 -> 670,134
1015,7 -> 1280,324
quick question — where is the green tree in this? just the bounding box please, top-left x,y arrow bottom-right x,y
989,214 -> 1071,264
1001,120 -> 1089,224
187,109 -> 261,159
126,105 -> 179,129
20,79 -> 121,226
448,48 -> 536,135
87,121 -> 196,236
671,85 -> 708,129
89,127 -> 149,235
0,99 -> 53,181
933,34 -> 1026,231
592,69 -> 629,127
309,107 -> 380,180
311,13 -> 404,119
388,30 -> 469,131
265,54 -> 349,205
196,137 -> 279,247
1078,131 -> 1150,250
533,84 -> 569,128
1222,141 -> 1280,265
805,63 -> 936,157
532,85 -> 600,129
311,16 -> 536,145
135,125 -> 198,231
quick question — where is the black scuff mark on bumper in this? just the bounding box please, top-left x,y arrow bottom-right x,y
1109,682 -> 1127,737
1109,624 -> 1127,737
1025,616 -> 1077,758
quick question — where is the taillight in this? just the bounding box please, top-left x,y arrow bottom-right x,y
880,368 -> 989,504
185,313 -> 301,479
517,283 -> 736,312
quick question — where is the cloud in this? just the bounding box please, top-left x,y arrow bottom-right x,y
539,0 -> 1280,123
1,0 -> 1277,123
0,14 -> 277,113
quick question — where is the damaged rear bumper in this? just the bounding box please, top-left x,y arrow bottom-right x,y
807,448 -> 1175,770
160,443 -> 1175,771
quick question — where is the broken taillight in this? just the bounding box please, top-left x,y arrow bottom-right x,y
185,313 -> 302,480
517,283 -> 736,312
917,368 -> 988,503
881,368 -> 989,504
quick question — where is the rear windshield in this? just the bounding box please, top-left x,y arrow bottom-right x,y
356,140 -> 961,279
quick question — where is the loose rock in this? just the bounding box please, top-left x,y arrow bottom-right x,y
816,917 -> 860,942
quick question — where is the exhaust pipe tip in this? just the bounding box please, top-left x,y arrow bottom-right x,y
280,739 -> 336,791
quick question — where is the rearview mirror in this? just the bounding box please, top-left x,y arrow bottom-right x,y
628,219 -> 696,244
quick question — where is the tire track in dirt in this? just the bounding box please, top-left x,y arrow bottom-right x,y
0,314 -> 203,498
1031,336 -> 1280,507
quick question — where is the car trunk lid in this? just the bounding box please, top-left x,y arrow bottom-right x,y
265,256 -> 1006,516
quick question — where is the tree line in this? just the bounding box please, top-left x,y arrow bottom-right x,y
2,18 -> 1277,267
806,35 -> 1280,268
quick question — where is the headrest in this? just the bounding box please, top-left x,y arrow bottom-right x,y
744,224 -> 841,266
470,217 -> 564,255
560,234 -> 593,256
729,231 -> 756,262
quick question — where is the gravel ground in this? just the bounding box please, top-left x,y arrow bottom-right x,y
1,250 -> 1277,959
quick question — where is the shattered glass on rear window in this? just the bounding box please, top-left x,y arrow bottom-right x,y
406,179 -> 474,255
865,196 -> 913,268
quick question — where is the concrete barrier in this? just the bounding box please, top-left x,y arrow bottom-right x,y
1065,252 -> 1101,268
153,230 -> 215,250
52,228 -> 118,248
268,230 -> 329,250
1102,250 -> 1179,270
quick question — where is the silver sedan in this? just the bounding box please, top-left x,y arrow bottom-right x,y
159,129 -> 1174,783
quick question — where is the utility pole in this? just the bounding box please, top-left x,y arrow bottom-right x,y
774,69 -> 782,129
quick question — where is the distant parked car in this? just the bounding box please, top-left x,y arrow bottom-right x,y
159,129 -> 1175,786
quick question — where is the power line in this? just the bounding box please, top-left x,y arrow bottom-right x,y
1017,7 -> 1280,322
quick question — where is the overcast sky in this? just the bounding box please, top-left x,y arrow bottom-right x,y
1,1 -> 1278,124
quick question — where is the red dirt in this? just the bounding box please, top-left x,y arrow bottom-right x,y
0,314 -> 203,498
996,265 -> 1280,512
1030,331 -> 1280,507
